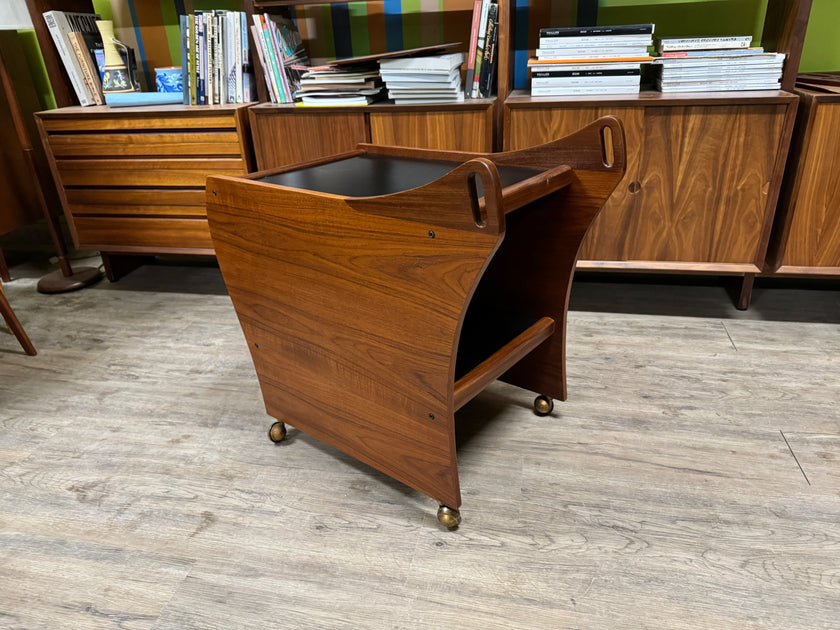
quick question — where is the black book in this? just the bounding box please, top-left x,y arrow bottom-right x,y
539,24 -> 654,38
478,1 -> 498,98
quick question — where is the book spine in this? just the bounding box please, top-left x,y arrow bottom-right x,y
656,36 -> 752,52
465,0 -> 482,98
531,85 -> 640,96
249,23 -> 277,103
266,14 -> 292,101
478,2 -> 498,98
68,31 -> 103,104
539,34 -> 653,47
529,56 -> 651,65
531,75 -> 640,88
658,47 -> 764,58
233,12 -> 243,103
471,0 -> 492,98
537,47 -> 650,58
42,11 -> 93,106
180,15 -> 190,105
255,15 -> 284,102
196,12 -> 206,104
529,62 -> 641,73
531,68 -> 640,78
189,14 -> 197,105
540,24 -> 654,37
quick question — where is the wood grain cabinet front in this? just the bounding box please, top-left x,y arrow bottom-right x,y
768,86 -> 840,276
249,102 -> 495,171
35,104 -> 254,273
505,94 -> 797,276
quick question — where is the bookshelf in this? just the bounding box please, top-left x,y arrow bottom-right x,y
503,0 -> 813,308
26,0 -> 815,300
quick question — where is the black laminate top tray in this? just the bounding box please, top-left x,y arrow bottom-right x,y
256,154 -> 542,198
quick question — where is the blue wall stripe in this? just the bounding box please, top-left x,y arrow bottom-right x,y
331,3 -> 353,58
514,0 -> 529,89
126,0 -> 152,90
383,0 -> 403,51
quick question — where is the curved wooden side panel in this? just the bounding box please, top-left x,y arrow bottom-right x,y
470,118 -> 628,402
206,172 -> 504,508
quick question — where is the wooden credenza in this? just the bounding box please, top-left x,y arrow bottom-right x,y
248,101 -> 495,170
505,92 -> 798,286
35,104 -> 254,280
767,85 -> 840,276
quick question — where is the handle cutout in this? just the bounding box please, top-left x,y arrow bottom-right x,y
468,172 -> 487,228
600,125 -> 615,167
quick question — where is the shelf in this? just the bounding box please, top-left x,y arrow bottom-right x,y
453,310 -> 555,411
505,88 -> 798,108
248,99 -> 496,114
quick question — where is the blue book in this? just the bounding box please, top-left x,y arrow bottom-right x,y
104,92 -> 183,107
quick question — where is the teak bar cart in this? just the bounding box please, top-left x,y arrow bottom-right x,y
206,117 -> 625,527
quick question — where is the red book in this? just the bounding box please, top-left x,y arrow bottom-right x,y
464,0 -> 483,97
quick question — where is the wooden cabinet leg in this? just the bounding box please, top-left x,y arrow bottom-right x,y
736,273 -> 756,311
101,253 -> 155,282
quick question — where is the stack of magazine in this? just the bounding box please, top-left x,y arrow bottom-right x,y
380,53 -> 465,104
294,63 -> 383,106
527,24 -> 654,96
250,11 -> 309,103
652,36 -> 785,92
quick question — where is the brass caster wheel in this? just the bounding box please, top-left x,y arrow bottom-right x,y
534,395 -> 554,416
437,504 -> 461,529
268,422 -> 287,443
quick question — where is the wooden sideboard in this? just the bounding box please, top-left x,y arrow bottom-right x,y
767,85 -> 840,275
35,104 -> 254,280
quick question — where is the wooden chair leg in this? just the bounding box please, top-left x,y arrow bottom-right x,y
0,246 -> 10,282
0,283 -> 36,355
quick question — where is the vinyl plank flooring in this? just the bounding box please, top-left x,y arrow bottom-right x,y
1,258 -> 838,629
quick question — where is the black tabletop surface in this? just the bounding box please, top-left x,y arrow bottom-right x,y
256,154 -> 541,198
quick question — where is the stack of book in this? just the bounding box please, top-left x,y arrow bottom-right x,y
294,63 -> 383,106
464,0 -> 499,98
652,36 -> 785,92
379,52 -> 466,104
528,24 -> 654,96
250,11 -> 309,103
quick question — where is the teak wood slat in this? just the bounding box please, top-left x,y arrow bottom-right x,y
55,158 -> 247,188
47,133 -> 244,157
72,216 -> 214,252
205,117 -> 625,520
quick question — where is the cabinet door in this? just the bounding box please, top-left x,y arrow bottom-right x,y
776,100 -> 840,271
507,103 -> 788,268
369,109 -> 493,152
250,110 -> 368,170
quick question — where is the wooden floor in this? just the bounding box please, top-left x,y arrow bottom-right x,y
1,254 -> 838,629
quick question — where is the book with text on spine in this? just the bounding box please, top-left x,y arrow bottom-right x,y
42,10 -> 98,106
656,47 -> 765,58
655,35 -> 752,52
540,24 -> 654,38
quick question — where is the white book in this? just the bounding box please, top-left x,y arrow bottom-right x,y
42,11 -> 95,106
657,82 -> 781,93
655,35 -> 752,52
531,85 -> 640,96
536,47 -> 650,59
379,52 -> 465,73
660,69 -> 782,82
538,34 -> 654,48
394,94 -> 465,105
529,62 -> 641,73
538,38 -> 653,50
652,52 -> 785,67
388,87 -> 462,97
532,75 -> 641,88
385,78 -> 461,90
380,69 -> 461,82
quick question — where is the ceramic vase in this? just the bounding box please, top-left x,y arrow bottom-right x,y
95,20 -> 134,93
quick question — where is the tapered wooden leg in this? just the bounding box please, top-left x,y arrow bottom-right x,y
101,253 -> 155,282
0,283 -> 36,355
736,273 -> 755,311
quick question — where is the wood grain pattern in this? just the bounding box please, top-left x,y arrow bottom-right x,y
249,109 -> 368,170
771,92 -> 840,272
507,103 -> 789,268
207,118 -> 625,509
72,216 -> 214,251
47,132 -> 244,157
369,109 -> 493,152
1,256 -> 838,628
35,105 -> 253,259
